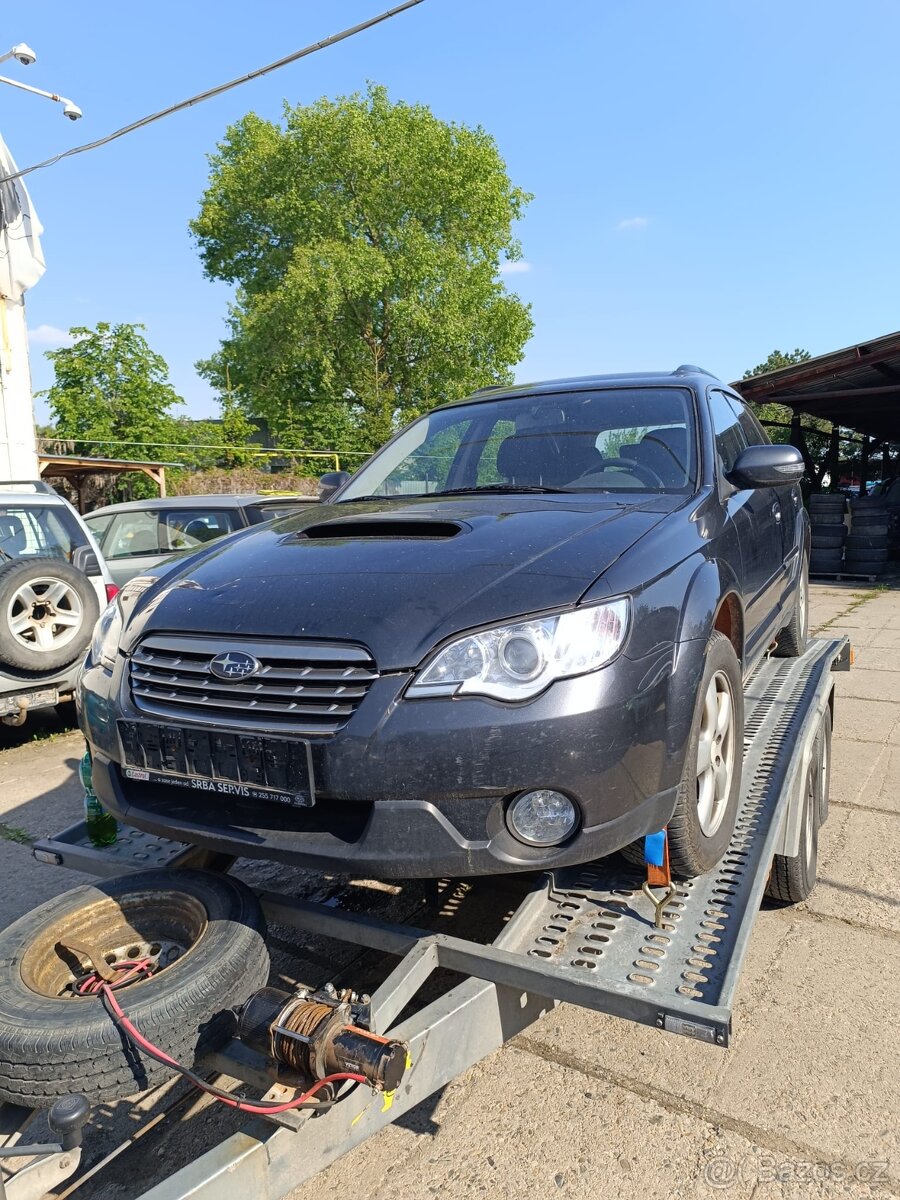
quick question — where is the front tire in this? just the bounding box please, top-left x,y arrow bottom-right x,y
774,557 -> 809,658
667,631 -> 743,878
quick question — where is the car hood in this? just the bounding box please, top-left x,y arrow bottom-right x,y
125,494 -> 679,670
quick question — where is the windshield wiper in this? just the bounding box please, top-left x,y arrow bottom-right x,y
429,484 -> 574,496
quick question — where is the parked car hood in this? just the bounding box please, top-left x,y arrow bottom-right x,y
126,495 -> 680,670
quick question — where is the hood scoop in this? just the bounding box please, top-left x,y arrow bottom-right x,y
295,518 -> 463,541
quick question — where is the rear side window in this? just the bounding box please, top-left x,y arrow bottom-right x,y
0,504 -> 85,561
708,391 -> 748,475
162,510 -> 239,550
99,508 -> 240,559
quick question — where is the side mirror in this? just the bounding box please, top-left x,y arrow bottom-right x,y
726,444 -> 804,490
318,471 -> 351,502
72,545 -> 101,576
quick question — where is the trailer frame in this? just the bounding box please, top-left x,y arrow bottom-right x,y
1,636 -> 849,1200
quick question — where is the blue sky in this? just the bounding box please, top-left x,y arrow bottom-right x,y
9,0 -> 900,430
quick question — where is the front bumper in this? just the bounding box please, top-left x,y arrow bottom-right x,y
81,644 -> 692,878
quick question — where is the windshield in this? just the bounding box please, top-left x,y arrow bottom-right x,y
338,387 -> 697,501
0,504 -> 87,562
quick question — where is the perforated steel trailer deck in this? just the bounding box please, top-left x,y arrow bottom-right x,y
0,636 -> 848,1200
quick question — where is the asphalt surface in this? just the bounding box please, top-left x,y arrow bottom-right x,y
0,581 -> 897,1199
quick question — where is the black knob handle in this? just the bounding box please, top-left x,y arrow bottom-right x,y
48,1094 -> 91,1150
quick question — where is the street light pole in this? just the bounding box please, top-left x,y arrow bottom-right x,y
0,45 -> 82,481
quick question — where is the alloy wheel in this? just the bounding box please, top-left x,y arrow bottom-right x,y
7,576 -> 84,654
695,669 -> 737,837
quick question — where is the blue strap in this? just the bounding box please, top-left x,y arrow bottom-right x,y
644,829 -> 666,868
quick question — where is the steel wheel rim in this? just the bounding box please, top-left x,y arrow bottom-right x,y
7,576 -> 83,653
695,669 -> 736,837
19,890 -> 208,999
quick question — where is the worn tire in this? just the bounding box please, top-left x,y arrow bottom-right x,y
817,708 -> 832,827
765,752 -> 820,904
810,531 -> 846,549
0,558 -> 100,671
851,512 -> 889,526
774,558 -> 809,658
809,513 -> 846,527
846,533 -> 889,550
0,870 -> 269,1108
809,495 -> 845,510
810,550 -> 843,572
844,549 -> 889,566
667,632 -> 744,878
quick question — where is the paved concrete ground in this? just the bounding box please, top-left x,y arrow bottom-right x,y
0,583 -> 897,1199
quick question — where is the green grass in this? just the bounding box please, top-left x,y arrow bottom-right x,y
0,822 -> 32,845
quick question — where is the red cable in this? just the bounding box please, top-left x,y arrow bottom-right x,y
96,976 -> 366,1114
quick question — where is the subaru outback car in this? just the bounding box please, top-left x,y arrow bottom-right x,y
79,369 -> 808,878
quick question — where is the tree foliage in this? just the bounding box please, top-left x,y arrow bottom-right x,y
742,347 -> 841,487
40,322 -> 257,496
42,323 -> 186,457
191,84 -> 534,450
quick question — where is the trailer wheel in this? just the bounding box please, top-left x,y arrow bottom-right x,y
0,870 -> 269,1109
765,753 -> 820,904
816,707 -> 832,827
667,631 -> 744,878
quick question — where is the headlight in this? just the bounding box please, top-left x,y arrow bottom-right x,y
89,575 -> 158,670
91,601 -> 122,671
407,598 -> 630,702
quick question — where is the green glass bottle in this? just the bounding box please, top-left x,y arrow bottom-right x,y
80,749 -> 118,847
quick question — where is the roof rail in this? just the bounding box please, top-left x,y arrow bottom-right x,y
673,364 -> 716,378
0,480 -> 57,495
470,384 -> 508,396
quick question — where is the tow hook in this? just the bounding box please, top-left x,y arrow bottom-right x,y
1,698 -> 28,727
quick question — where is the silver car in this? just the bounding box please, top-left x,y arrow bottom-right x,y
85,494 -> 315,588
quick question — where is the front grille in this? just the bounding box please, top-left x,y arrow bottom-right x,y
128,634 -> 378,734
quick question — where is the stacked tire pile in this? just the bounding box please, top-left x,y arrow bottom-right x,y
809,493 -> 847,576
845,495 -> 891,578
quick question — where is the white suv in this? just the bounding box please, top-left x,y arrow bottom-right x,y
0,481 -> 114,727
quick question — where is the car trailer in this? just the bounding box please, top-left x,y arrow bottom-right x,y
0,636 -> 848,1200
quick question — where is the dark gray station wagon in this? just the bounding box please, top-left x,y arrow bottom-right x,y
79,369 -> 808,880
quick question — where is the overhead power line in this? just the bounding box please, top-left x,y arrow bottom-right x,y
0,0 -> 428,186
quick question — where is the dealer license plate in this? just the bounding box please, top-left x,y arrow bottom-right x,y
118,721 -> 314,808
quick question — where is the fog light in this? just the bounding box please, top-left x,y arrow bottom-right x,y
507,790 -> 578,847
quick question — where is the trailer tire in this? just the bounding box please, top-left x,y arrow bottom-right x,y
765,753 -> 819,904
667,632 -> 744,878
0,870 -> 269,1108
817,707 -> 832,826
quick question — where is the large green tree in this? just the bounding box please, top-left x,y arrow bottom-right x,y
40,322 -> 252,494
42,323 -> 187,456
191,84 -> 534,449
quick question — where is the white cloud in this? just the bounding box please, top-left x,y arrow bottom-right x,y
28,324 -> 73,347
499,260 -> 532,275
616,216 -> 650,232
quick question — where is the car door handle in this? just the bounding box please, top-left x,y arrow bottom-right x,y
772,503 -> 782,523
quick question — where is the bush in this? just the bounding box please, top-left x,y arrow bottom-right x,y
169,468 -> 318,497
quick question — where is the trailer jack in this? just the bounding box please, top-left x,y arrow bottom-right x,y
0,1094 -> 90,1200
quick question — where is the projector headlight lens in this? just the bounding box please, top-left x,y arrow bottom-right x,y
407,598 -> 629,702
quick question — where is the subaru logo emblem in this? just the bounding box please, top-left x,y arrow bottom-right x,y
209,651 -> 261,681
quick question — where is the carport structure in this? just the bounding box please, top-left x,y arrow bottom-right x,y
734,329 -> 900,493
